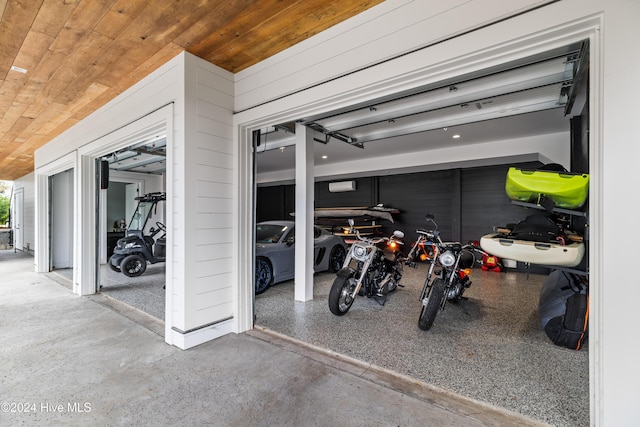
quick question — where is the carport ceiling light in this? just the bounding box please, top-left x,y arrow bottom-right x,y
313,57 -> 572,131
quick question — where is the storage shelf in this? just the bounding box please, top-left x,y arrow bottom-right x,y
526,263 -> 588,276
510,200 -> 588,217
509,199 -> 589,280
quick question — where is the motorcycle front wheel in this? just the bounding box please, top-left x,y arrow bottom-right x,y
418,278 -> 445,331
328,275 -> 357,315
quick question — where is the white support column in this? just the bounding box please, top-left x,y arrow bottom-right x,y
75,154 -> 97,296
34,173 -> 49,273
294,123 -> 314,301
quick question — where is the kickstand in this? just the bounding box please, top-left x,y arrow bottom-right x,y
374,294 -> 387,306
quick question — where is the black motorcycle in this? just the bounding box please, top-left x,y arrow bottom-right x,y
328,220 -> 405,315
408,214 -> 475,331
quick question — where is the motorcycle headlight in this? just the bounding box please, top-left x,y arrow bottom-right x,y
439,250 -> 456,267
352,244 -> 367,261
125,242 -> 141,249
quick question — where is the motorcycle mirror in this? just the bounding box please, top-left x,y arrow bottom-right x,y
393,230 -> 404,239
425,213 -> 437,229
348,218 -> 355,227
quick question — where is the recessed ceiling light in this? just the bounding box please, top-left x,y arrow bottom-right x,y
322,155 -> 328,159
10,65 -> 27,74
452,134 -> 461,139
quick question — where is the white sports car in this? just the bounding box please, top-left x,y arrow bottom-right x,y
255,220 -> 347,294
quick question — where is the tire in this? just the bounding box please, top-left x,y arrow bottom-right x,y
121,254 -> 147,277
328,245 -> 347,273
328,274 -> 356,315
108,256 -> 121,272
255,257 -> 273,295
418,278 -> 445,331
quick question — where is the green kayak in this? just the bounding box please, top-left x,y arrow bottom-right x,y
505,167 -> 589,209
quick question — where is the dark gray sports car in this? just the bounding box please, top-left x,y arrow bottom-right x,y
255,220 -> 347,294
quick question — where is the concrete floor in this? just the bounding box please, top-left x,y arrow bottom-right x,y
255,265 -> 589,427
50,255 -> 589,426
53,262 -> 166,321
0,249 -> 552,426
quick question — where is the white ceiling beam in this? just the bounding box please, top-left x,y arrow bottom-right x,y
314,57 -> 572,131
348,84 -> 565,142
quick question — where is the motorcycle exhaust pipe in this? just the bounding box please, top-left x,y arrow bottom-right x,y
377,274 -> 393,295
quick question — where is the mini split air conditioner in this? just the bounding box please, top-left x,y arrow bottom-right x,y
329,181 -> 356,192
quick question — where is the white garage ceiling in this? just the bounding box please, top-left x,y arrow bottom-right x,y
256,41 -> 587,179
256,108 -> 570,175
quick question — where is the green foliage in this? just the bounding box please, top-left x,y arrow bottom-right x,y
0,195 -> 10,225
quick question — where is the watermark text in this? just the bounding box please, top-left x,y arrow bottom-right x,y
1,401 -> 92,414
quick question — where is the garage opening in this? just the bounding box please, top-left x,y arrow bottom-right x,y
252,41 -> 589,426
97,136 -> 167,322
49,169 -> 74,272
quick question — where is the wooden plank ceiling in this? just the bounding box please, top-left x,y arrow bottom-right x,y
0,0 -> 383,180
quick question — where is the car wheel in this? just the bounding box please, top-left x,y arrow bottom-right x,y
255,257 -> 273,294
328,245 -> 347,272
121,254 -> 147,277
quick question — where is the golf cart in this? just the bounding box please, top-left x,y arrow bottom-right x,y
108,192 -> 166,277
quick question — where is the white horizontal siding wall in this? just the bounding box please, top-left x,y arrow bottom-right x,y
34,51 -> 239,347
177,54 -> 235,341
34,52 -> 185,334
234,0 -> 555,111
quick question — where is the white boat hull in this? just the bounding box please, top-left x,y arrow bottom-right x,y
480,233 -> 585,267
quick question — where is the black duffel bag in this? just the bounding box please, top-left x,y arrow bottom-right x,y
539,270 -> 589,350
510,213 -> 559,242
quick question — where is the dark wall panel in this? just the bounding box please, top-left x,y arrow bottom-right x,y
284,185 -> 295,219
570,100 -> 589,174
315,177 -> 373,208
378,170 -> 456,243
256,185 -> 295,221
257,161 -> 555,249
256,186 -> 285,222
460,162 -> 542,243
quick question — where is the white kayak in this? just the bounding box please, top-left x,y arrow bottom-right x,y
480,233 -> 585,267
